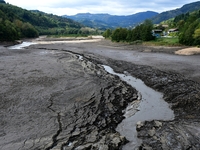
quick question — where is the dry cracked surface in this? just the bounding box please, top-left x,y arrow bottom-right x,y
0,48 -> 137,149
0,40 -> 200,150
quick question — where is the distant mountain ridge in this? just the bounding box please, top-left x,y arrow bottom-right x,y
152,1 -> 200,23
63,11 -> 158,29
64,1 -> 200,29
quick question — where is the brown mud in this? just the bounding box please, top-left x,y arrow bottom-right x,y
0,38 -> 200,149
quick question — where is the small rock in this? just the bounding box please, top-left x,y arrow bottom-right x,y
140,144 -> 153,150
148,128 -> 156,137
132,93 -> 138,100
75,143 -> 92,150
153,136 -> 158,140
154,121 -> 163,128
160,136 -> 166,144
112,137 -> 121,147
122,88 -> 127,94
195,92 -> 200,99
124,71 -> 129,76
110,134 -> 126,148
15,40 -> 23,44
98,145 -> 109,150
136,121 -> 144,131
87,130 -> 98,143
72,128 -> 80,136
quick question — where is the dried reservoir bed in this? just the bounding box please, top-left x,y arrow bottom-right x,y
0,40 -> 200,149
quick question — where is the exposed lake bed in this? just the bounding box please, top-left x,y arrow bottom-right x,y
0,38 -> 200,149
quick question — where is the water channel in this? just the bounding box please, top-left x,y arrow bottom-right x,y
8,41 -> 35,49
102,65 -> 174,150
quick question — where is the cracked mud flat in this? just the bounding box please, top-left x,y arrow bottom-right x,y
0,47 -> 137,150
1,39 -> 200,150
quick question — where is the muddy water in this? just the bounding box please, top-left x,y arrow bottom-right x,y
102,65 -> 174,150
8,42 -> 35,49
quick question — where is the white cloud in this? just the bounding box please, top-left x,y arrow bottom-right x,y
5,0 -> 199,16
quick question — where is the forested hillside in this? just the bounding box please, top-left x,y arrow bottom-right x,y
152,1 -> 200,24
0,3 -> 83,41
173,10 -> 200,46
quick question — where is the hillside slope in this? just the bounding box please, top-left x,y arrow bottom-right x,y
152,1 -> 200,23
0,3 -> 83,41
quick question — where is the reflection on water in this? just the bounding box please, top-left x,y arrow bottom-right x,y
102,65 -> 174,150
8,42 -> 35,49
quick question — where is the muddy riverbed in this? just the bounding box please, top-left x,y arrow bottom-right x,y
0,39 -> 200,149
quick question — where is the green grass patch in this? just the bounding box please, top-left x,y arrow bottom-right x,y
144,37 -> 181,46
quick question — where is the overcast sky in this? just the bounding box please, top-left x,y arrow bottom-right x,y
5,0 -> 199,16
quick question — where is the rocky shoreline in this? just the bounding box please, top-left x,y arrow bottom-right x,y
0,40 -> 200,149
104,58 -> 200,149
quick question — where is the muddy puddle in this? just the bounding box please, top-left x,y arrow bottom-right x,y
102,65 -> 174,150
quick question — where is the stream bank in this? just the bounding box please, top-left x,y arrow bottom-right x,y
103,65 -> 174,150
104,58 -> 200,150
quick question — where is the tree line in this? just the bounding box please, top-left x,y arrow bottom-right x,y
173,10 -> 200,46
104,10 -> 200,46
0,5 -> 39,41
0,17 -> 39,41
103,20 -> 155,42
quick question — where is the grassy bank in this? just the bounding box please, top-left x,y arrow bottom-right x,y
143,37 -> 181,46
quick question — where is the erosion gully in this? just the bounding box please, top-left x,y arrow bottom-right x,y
102,65 -> 174,150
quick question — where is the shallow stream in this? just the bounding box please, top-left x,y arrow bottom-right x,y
102,65 -> 174,150
8,42 -> 35,49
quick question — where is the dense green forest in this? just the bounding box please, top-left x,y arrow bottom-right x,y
103,20 -> 155,42
161,10 -> 200,46
173,10 -> 200,46
0,3 -> 86,41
